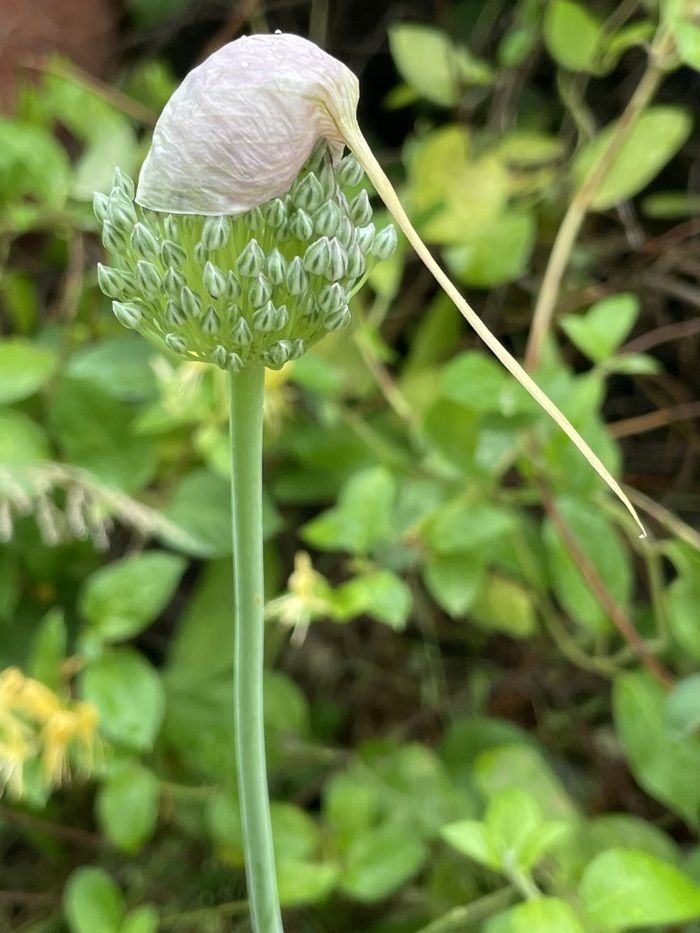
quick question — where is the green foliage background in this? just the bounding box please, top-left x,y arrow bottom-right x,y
2,1 -> 700,931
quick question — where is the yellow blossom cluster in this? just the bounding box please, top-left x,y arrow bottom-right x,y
266,551 -> 334,637
0,667 -> 99,800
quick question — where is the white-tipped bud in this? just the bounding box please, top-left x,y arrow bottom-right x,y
161,239 -> 186,268
93,191 -> 109,223
201,215 -> 231,251
289,338 -> 306,360
227,352 -> 244,372
264,340 -> 292,369
318,162 -> 336,199
113,301 -> 142,329
97,263 -> 131,299
318,282 -> 346,314
371,224 -> 398,261
338,153 -> 364,187
131,223 -> 160,261
252,301 -> 288,332
245,206 -> 265,231
227,272 -> 242,300
346,243 -> 365,280
166,300 -> 186,327
248,275 -> 273,308
237,239 -> 265,277
135,260 -> 161,297
356,223 -> 376,253
223,303 -> 241,324
166,333 -> 188,354
112,167 -> 136,199
286,257 -> 309,296
108,196 -> 137,230
313,200 -> 342,237
303,237 -> 331,275
264,198 -> 287,228
335,216 -> 355,249
164,267 -> 186,296
325,237 -> 348,281
232,317 -> 253,347
210,345 -> 228,367
266,249 -> 287,285
289,209 -> 314,241
102,221 -> 128,252
349,189 -> 372,226
324,304 -> 351,331
164,215 -> 180,242
294,173 -> 324,212
203,306 -> 220,335
203,261 -> 228,298
180,285 -> 202,318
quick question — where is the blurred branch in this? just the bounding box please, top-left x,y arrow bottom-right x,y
415,888 -> 517,933
309,0 -> 330,48
525,30 -> 675,371
609,400 -> 700,438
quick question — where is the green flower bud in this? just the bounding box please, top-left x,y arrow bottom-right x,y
288,209 -> 314,241
108,196 -> 137,230
338,153 -> 364,187
203,306 -> 220,335
227,352 -> 244,372
135,260 -> 161,297
289,338 -> 306,360
319,163 -> 336,199
180,285 -> 202,318
248,275 -> 273,309
232,317 -> 253,347
371,224 -> 398,260
228,272 -> 242,301
93,191 -> 109,223
303,237 -> 331,275
306,142 -> 329,174
166,333 -> 188,354
164,215 -> 180,242
302,297 -> 321,322
203,261 -> 228,298
293,173 -> 324,212
97,263 -> 131,299
201,215 -> 231,251
318,282 -> 346,314
112,167 -> 135,199
245,206 -> 265,231
113,300 -> 142,329
325,237 -> 348,281
210,345 -> 228,368
194,242 -> 208,266
164,267 -> 186,296
263,198 -> 287,228
346,243 -> 366,280
324,304 -> 351,331
286,257 -> 309,296
313,199 -> 341,237
223,303 -> 241,324
349,189 -> 372,226
252,301 -> 288,332
131,223 -> 160,261
266,249 -> 287,286
166,300 -> 186,327
335,216 -> 355,249
161,239 -> 186,268
237,239 -> 265,277
102,221 -> 128,252
264,340 -> 291,369
356,223 -> 376,253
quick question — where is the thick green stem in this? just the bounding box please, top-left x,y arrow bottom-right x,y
229,364 -> 284,933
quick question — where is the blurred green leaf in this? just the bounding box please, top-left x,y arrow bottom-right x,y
421,500 -> 515,555
96,761 -> 160,853
474,744 -> 578,819
510,898 -> 585,933
118,906 -> 159,933
573,106 -> 692,210
544,0 -> 602,71
333,570 -> 412,630
560,294 -> 640,363
0,118 -> 70,209
445,209 -> 536,287
642,190 -> 700,218
0,409 -> 50,464
666,675 -> 700,737
68,336 -> 159,402
470,573 -> 538,638
580,848 -> 700,929
0,339 -> 57,405
64,866 -> 124,933
340,822 -> 427,902
423,552 -> 486,617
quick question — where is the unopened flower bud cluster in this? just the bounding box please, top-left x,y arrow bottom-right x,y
95,146 -> 397,371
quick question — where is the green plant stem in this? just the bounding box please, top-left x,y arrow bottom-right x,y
415,887 -> 517,933
525,32 -> 673,371
229,364 -> 284,933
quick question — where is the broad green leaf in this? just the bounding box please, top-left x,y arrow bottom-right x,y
333,570 -> 412,630
118,906 -> 159,933
340,822 -> 427,902
586,814 -> 680,866
544,0 -> 602,71
470,573 -> 537,638
441,820 -> 500,870
581,848 -> 700,930
440,715 -> 531,780
560,294 -> 640,363
444,209 -> 536,287
674,20 -> 700,70
79,551 -> 186,642
272,802 -> 321,863
389,24 -> 492,107
0,409 -> 50,463
421,500 -> 515,555
323,770 -> 381,853
642,190 -> 700,219
666,675 -> 700,737
422,399 -> 480,473
0,339 -> 56,405
0,118 -> 70,209
96,761 -> 160,853
81,647 -> 165,752
474,744 -> 578,820
614,671 -> 700,826
666,544 -> 700,661
511,898 -> 585,933
206,790 -> 243,854
423,552 -> 485,617
440,351 -> 535,415
302,466 -> 396,556
29,608 -> 67,691
277,860 -> 339,906
49,377 -> 157,494
543,496 -> 632,634
68,336 -> 158,402
63,867 -> 124,933
573,106 -> 693,210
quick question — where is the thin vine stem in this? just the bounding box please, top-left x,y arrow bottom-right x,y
524,31 -> 674,371
229,364 -> 284,933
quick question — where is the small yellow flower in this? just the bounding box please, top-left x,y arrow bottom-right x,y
267,551 -> 334,637
0,714 -> 34,800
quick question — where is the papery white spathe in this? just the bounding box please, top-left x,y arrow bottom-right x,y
136,31 -> 645,536
136,33 -> 357,215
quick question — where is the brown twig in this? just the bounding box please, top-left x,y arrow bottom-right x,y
609,401 -> 700,438
0,805 -> 104,850
540,489 -> 674,689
